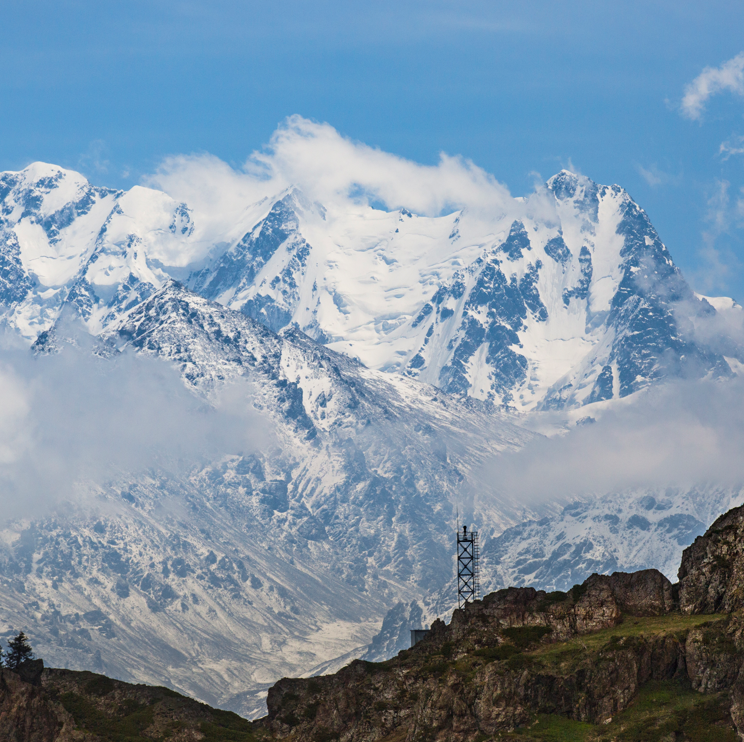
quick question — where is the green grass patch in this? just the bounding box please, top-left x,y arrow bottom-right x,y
51,674 -> 257,742
508,713 -> 594,740
600,634 -> 624,652
199,708 -> 256,742
528,613 -> 727,672
473,645 -> 520,662
595,679 -> 737,741
59,692 -> 155,742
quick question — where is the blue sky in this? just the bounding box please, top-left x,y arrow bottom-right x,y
3,1 -> 744,298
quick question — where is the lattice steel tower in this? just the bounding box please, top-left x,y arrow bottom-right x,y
457,524 -> 480,608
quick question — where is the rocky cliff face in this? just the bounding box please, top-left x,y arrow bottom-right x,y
679,503 -> 744,615
260,505 -> 744,741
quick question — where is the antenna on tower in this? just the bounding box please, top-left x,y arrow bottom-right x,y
456,522 -> 480,608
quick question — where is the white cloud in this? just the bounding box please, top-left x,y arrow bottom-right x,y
78,139 -> 110,175
689,179 -> 740,295
637,164 -> 663,187
144,152 -> 275,246
146,115 -> 514,221
681,52 -> 744,121
480,376 -> 744,509
0,324 -> 265,522
635,163 -> 680,188
720,134 -> 744,160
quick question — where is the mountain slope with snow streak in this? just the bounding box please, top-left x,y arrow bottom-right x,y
2,281 -> 532,717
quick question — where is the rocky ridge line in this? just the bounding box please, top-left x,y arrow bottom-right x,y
0,661 -> 258,742
260,503 -> 744,740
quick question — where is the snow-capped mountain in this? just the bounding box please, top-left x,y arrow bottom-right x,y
400,174 -> 731,408
0,163 -> 737,410
0,281 -> 532,716
1,159 -> 742,715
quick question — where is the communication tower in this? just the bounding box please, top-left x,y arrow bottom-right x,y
456,524 -> 480,608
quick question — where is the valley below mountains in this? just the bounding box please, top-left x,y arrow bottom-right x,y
0,159 -> 743,717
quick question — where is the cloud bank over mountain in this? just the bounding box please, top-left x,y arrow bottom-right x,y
146,115 -> 522,224
481,375 -> 744,509
0,325 -> 265,522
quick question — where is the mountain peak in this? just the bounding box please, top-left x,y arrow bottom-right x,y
545,169 -> 597,201
12,161 -> 88,188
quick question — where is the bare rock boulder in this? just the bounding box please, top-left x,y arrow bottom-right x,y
678,504 -> 744,614
605,569 -> 676,616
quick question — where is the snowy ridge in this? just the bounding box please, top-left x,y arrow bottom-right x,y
480,485 -> 744,592
399,172 -> 731,408
0,164 -> 738,411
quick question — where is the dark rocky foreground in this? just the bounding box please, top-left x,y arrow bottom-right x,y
8,504 -> 744,740
261,504 -> 744,741
0,663 -> 258,741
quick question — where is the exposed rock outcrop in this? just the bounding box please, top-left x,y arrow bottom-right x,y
0,663 -> 74,742
679,503 -> 744,614
440,568 -> 674,646
603,568 -> 677,616
261,512 -> 744,741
